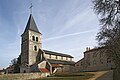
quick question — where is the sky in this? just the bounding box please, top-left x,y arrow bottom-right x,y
0,0 -> 100,69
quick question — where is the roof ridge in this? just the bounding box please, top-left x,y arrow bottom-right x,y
43,50 -> 73,58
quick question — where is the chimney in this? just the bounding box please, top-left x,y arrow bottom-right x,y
86,47 -> 89,51
89,47 -> 90,50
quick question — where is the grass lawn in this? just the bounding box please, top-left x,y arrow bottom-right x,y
30,72 -> 94,80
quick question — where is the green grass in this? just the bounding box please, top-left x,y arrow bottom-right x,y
0,72 -> 94,80
30,72 -> 94,80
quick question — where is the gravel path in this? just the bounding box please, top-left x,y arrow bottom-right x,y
87,70 -> 113,80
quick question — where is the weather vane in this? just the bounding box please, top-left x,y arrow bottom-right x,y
30,3 -> 33,14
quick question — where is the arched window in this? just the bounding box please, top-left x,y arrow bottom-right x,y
107,58 -> 111,63
36,37 -> 38,42
34,46 -> 37,51
32,36 -> 35,41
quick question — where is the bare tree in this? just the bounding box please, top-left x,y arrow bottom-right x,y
10,56 -> 21,73
92,0 -> 120,74
11,58 -> 17,65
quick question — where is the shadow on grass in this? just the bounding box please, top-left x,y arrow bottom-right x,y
96,70 -> 113,80
54,73 -> 84,77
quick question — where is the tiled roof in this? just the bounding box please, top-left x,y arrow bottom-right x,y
48,59 -> 75,65
24,14 -> 40,33
39,68 -> 49,73
43,50 -> 73,58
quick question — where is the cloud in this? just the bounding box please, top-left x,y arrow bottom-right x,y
43,29 -> 97,42
58,7 -> 92,33
38,0 -> 43,3
64,47 -> 82,53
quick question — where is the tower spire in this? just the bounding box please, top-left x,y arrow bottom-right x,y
24,14 -> 40,33
30,3 -> 33,14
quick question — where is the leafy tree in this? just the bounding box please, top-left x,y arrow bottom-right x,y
92,0 -> 120,74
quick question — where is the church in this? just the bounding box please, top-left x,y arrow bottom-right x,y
20,14 -> 75,74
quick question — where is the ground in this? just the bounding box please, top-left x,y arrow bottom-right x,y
88,70 -> 113,80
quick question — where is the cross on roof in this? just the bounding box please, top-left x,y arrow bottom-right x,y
30,3 -> 33,14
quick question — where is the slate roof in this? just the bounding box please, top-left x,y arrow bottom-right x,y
24,14 -> 40,33
48,59 -> 75,65
43,50 -> 74,58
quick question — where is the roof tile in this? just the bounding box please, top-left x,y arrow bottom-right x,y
39,68 -> 49,73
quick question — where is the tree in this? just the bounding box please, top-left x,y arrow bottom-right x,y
10,56 -> 21,73
92,0 -> 120,74
11,58 -> 17,65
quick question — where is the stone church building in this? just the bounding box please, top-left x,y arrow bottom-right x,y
20,14 -> 75,74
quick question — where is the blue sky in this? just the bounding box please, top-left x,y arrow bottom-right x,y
0,0 -> 100,69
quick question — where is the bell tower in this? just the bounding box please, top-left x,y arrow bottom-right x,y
20,14 -> 42,72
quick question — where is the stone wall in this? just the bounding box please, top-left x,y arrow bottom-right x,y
0,72 -> 50,80
75,47 -> 114,72
113,69 -> 120,80
84,48 -> 113,71
56,65 -> 75,73
29,30 -> 42,65
75,58 -> 85,72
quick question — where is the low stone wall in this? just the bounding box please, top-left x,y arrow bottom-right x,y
0,72 -> 50,80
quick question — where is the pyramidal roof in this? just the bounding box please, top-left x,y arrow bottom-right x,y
24,14 -> 40,33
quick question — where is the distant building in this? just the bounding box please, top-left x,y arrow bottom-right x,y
75,47 -> 114,72
20,14 -> 75,74
75,58 -> 85,72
